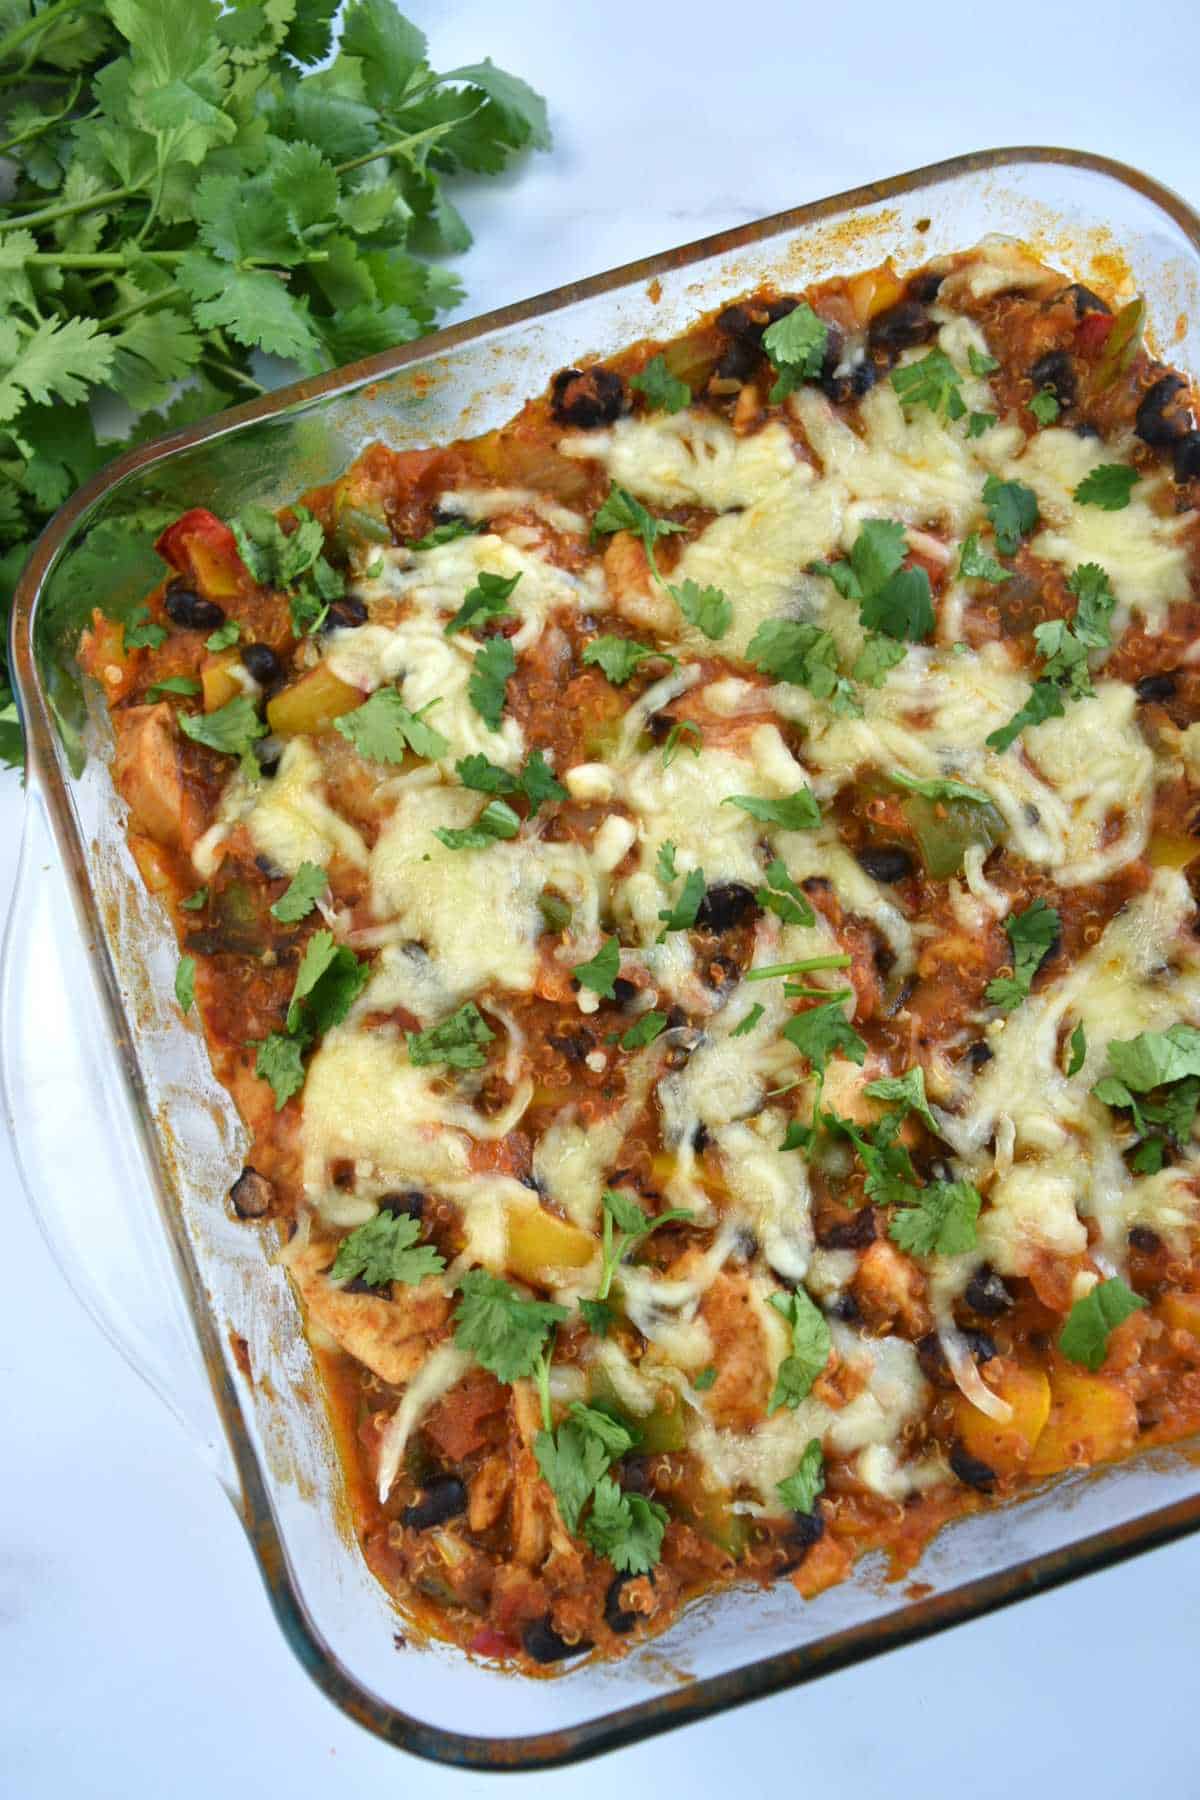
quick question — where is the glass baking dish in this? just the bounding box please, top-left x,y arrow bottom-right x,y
7,146 -> 1200,1770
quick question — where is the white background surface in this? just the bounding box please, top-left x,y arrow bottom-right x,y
5,2 -> 1200,1794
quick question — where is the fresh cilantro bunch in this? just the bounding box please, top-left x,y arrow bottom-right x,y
0,0 -> 551,768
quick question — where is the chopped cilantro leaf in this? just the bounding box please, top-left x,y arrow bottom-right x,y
1073,464 -> 1140,510
656,840 -> 678,883
444,568 -> 521,636
693,1366 -> 718,1392
662,720 -> 702,767
253,1032 -> 306,1111
891,348 -> 966,420
175,955 -> 196,1015
582,635 -> 666,684
1104,1023 -> 1200,1092
864,1065 -> 940,1135
335,688 -> 449,763
409,518 -> 483,553
959,532 -> 1012,583
179,693 -> 265,758
985,678 -> 1065,753
146,676 -> 202,702
630,353 -> 691,413
285,929 -> 368,1037
573,936 -> 620,998
408,1002 -> 495,1070
853,634 -> 908,686
888,1180 -> 981,1257
331,1212 -> 445,1289
124,606 -> 167,651
1067,1020 -> 1088,1077
270,861 -> 327,923
756,858 -> 815,928
889,769 -> 992,806
723,788 -> 821,830
582,1475 -> 669,1573
1066,562 -> 1116,648
453,1270 -> 568,1383
985,899 -> 1060,1011
731,1003 -> 765,1038
205,620 -> 241,651
1029,388 -> 1060,425
469,637 -> 517,730
591,484 -> 685,575
966,410 -> 998,439
746,618 -> 859,714
1059,1277 -> 1146,1370
777,1439 -> 825,1515
457,753 -> 518,794
620,1011 -> 668,1050
534,1420 -> 613,1535
782,994 -> 866,1073
860,564 -> 934,641
762,302 -> 829,401
982,475 -> 1039,557
518,748 -> 566,815
596,1189 -> 693,1300
670,577 -> 731,640
433,797 -> 522,850
579,1298 -> 615,1337
767,1287 -> 831,1412
658,866 -> 705,933
180,888 -> 208,913
968,345 -> 1000,376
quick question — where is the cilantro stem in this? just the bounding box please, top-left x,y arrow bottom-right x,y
1,183 -> 138,232
746,955 -> 852,982
596,1208 -> 617,1301
26,251 -> 183,269
0,0 -> 84,65
334,113 -> 482,177
0,74 -> 79,155
202,353 -> 267,395
533,1349 -> 554,1433
98,287 -> 177,332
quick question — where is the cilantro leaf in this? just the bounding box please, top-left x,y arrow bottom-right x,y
656,840 -> 678,883
1059,1277 -> 1146,1370
767,1287 -> 832,1413
591,484 -> 684,573
693,1366 -> 717,1391
864,1065 -> 940,1135
959,532 -> 1012,583
756,858 -> 815,928
1104,1023 -> 1200,1092
982,475 -> 1039,557
1074,464 -> 1140,510
860,565 -> 934,642
408,1001 -> 495,1070
762,302 -> 829,401
178,693 -> 265,758
620,1011 -> 668,1050
595,1189 -> 693,1300
582,635 -> 667,684
888,1180 -> 981,1257
180,888 -> 208,912
409,518 -> 482,552
985,899 -> 1059,1011
662,720 -> 702,767
782,995 -> 866,1073
853,634 -> 908,687
175,955 -> 196,1015
582,1475 -> 668,1574
731,1003 -> 765,1038
968,345 -> 1000,376
453,1269 -> 568,1383
723,789 -> 821,830
889,769 -> 992,806
1066,562 -> 1116,648
534,1421 -> 612,1534
335,688 -> 449,763
518,748 -> 566,815
891,348 -> 965,420
573,936 -> 620,998
746,619 -> 858,714
456,753 -> 517,794
985,678 -> 1066,753
270,861 -> 327,923
777,1439 -> 825,1515
1029,389 -> 1060,425
433,798 -> 522,850
670,577 -> 731,640
630,353 -> 690,413
469,636 -> 517,730
1067,1020 -> 1088,1077
579,1298 -> 615,1338
811,519 -> 932,644
145,676 -> 202,702
966,410 -> 998,438
444,568 -> 521,636
253,1032 -> 307,1110
658,866 -> 705,933
124,605 -> 167,650
285,929 -> 368,1037
331,1211 -> 445,1288
206,620 -> 241,651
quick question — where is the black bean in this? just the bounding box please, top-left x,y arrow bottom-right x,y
253,740 -> 282,777
1029,349 -> 1076,409
965,1264 -> 1013,1316
522,1616 -> 592,1663
867,301 -> 936,355
784,1505 -> 825,1547
907,271 -> 945,304
966,1329 -> 997,1362
400,1476 -> 468,1531
379,1191 -> 425,1220
1060,282 -> 1111,318
229,1166 -> 273,1218
850,358 -> 878,396
547,1030 -> 592,1064
696,881 -> 759,932
666,1004 -> 688,1030
716,297 -> 795,346
1136,374 -> 1194,448
966,1041 -> 994,1070
831,1292 -> 861,1323
855,844 -> 913,884
324,593 -> 368,631
604,1572 -> 652,1635
242,642 -> 282,689
612,976 -> 639,1007
1173,430 -> 1200,482
692,1122 -> 711,1153
1129,1225 -> 1162,1253
949,1442 -> 996,1493
916,1333 -> 950,1387
732,1225 -> 758,1259
164,584 -> 225,631
1135,671 -> 1179,703
714,337 -> 761,384
550,366 -> 626,429
818,1206 -> 876,1250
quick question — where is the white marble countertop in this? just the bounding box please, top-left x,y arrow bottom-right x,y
5,1 -> 1200,1793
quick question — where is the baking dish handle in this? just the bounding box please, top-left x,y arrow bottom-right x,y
1,788 -> 238,1496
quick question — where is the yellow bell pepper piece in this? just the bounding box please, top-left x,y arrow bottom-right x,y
1026,1366 -> 1138,1478
266,663 -> 362,737
505,1202 -> 596,1283
202,649 -> 243,713
847,265 -> 905,326
1159,1291 -> 1200,1338
951,1362 -> 1051,1477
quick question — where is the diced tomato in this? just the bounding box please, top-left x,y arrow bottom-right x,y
1075,312 -> 1114,358
423,1370 -> 507,1462
468,1626 -> 517,1660
154,508 -> 245,599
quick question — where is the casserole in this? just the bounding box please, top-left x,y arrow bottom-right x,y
9,147 -> 1200,1766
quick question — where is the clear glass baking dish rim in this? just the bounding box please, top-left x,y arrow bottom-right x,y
8,144 -> 1200,1769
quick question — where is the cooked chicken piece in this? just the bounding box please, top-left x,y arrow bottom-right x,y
113,703 -> 207,850
288,1241 -> 450,1386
